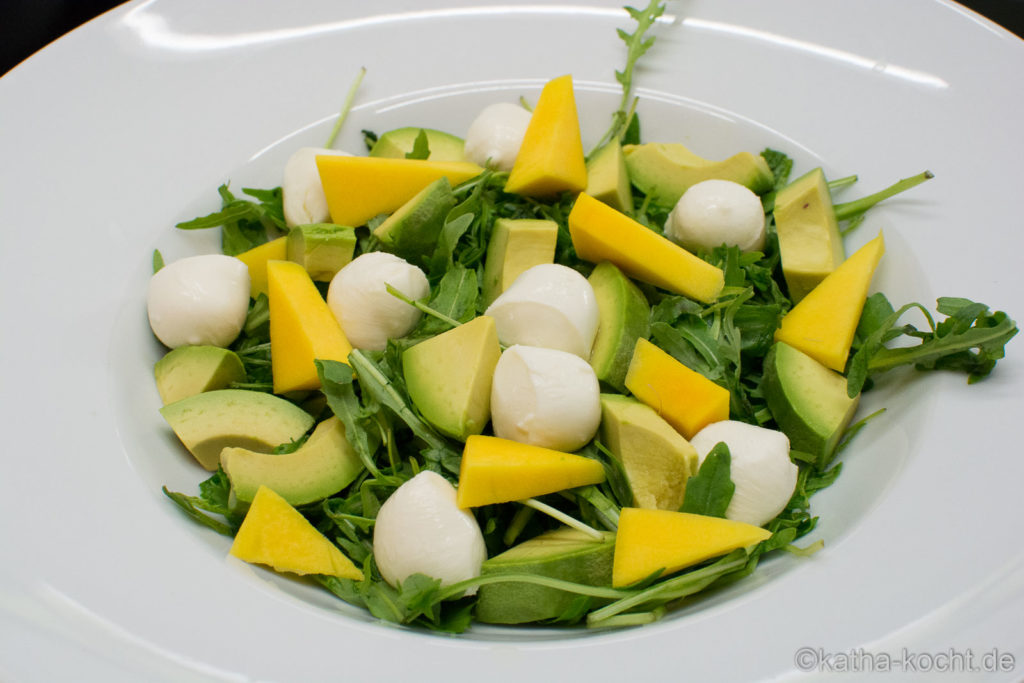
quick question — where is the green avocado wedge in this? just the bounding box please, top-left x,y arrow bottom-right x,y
160,389 -> 314,470
585,138 -> 634,213
623,142 -> 774,208
286,223 -> 357,282
588,261 -> 650,391
221,416 -> 363,507
481,218 -> 558,308
153,345 -> 246,405
773,168 -> 845,302
762,341 -> 860,468
373,177 -> 455,264
402,315 -> 502,441
369,127 -> 467,162
475,527 -> 616,624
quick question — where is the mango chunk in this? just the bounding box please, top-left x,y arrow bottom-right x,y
456,435 -> 606,508
267,260 -> 352,393
568,192 -> 724,303
624,338 -> 730,439
774,232 -> 885,372
316,156 -> 483,227
230,485 -> 363,580
612,508 -> 771,587
236,237 -> 287,298
504,75 -> 587,197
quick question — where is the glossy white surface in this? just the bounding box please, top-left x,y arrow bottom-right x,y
1,1 -> 1022,681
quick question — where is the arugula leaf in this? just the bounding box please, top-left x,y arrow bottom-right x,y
761,148 -> 793,190
152,249 -> 164,273
361,129 -> 378,153
847,293 -> 1018,396
405,129 -> 431,160
680,442 -> 734,517
176,184 -> 286,256
316,359 -> 385,477
594,0 -> 667,150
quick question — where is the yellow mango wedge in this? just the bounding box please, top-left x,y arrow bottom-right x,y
236,237 -> 287,298
456,435 -> 606,509
612,508 -> 770,587
504,74 -> 588,197
316,156 -> 483,227
267,260 -> 352,393
230,485 -> 363,580
774,232 -> 885,372
568,192 -> 724,303
625,338 -> 730,439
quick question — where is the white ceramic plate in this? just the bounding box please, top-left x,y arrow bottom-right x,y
2,1 -> 1022,681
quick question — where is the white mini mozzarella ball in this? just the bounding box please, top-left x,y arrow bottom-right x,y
147,254 -> 250,349
327,251 -> 429,350
373,471 -> 486,592
490,345 -> 601,452
464,103 -> 532,172
484,263 -> 599,359
666,179 -> 766,253
282,147 -> 349,227
690,420 -> 797,527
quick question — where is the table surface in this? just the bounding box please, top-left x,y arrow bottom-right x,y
1,0 -> 1022,76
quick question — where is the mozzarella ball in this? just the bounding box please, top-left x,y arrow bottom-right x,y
666,179 -> 766,253
464,103 -> 532,172
327,251 -> 429,350
282,147 -> 349,227
373,471 -> 486,592
690,420 -> 797,527
490,345 -> 601,452
484,263 -> 599,359
147,254 -> 250,349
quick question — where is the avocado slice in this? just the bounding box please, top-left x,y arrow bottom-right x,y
372,177 -> 455,263
599,394 -> 698,510
285,223 -> 357,282
585,139 -> 634,213
481,218 -> 558,307
623,142 -> 774,208
475,527 -> 615,624
773,168 -> 845,302
402,316 -> 501,441
160,389 -> 314,470
762,341 -> 860,468
153,345 -> 246,405
369,127 -> 467,162
587,262 -> 650,391
221,416 -> 363,507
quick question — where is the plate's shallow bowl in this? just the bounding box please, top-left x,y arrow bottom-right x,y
2,1 -> 1022,681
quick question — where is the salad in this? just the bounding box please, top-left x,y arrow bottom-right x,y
153,1 -> 1017,632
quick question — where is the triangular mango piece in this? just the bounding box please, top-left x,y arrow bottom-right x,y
267,260 -> 352,393
316,156 -> 483,227
624,338 -> 730,439
504,75 -> 587,197
230,485 -> 363,580
612,508 -> 770,587
236,236 -> 287,298
774,232 -> 885,372
456,435 -> 606,508
568,192 -> 724,303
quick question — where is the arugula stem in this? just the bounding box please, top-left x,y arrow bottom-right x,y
827,174 -> 858,192
325,67 -> 367,149
833,170 -> 933,222
503,505 -> 534,546
521,498 -> 605,540
574,486 -> 621,529
587,607 -> 665,628
434,572 -> 632,604
586,551 -> 748,624
386,284 -> 461,329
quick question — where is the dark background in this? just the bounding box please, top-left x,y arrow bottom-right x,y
2,0 -> 1022,76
